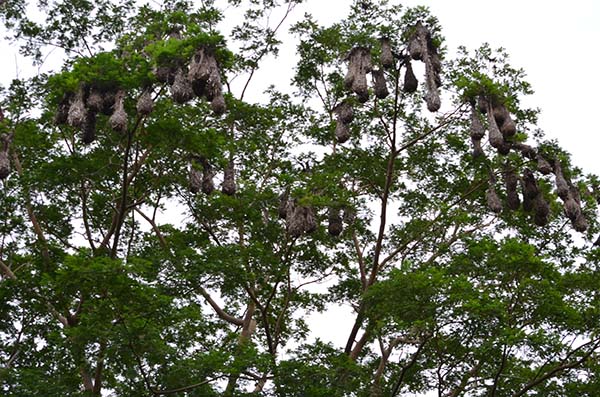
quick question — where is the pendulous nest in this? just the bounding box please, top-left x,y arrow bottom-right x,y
403,60 -> 418,93
109,90 -> 128,133
503,165 -> 520,210
0,148 -> 10,180
536,155 -> 552,175
372,69 -> 389,99
344,47 -> 372,103
380,38 -> 394,69
82,111 -> 97,144
333,101 -> 354,124
67,87 -> 87,128
469,105 -> 485,140
189,163 -> 202,194
136,88 -> 154,115
171,67 -> 194,104
327,207 -> 343,236
221,160 -> 236,196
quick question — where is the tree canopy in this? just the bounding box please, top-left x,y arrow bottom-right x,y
1,1 -> 599,396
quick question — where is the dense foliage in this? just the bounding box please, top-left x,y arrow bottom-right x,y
1,1 -> 599,396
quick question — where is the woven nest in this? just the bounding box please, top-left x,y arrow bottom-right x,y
477,96 -> 488,114
533,194 -> 550,226
372,69 -> 389,99
497,141 -> 512,156
109,90 -> 128,133
221,160 -> 236,196
536,155 -> 552,175
82,111 -> 97,144
189,164 -> 202,194
573,213 -> 588,232
492,105 -> 508,126
513,143 -> 537,160
553,161 -> 569,200
278,190 -> 290,219
380,38 -> 394,69
210,95 -> 226,115
171,67 -> 194,104
0,150 -> 10,180
522,168 -> 540,199
86,88 -> 103,113
286,203 -> 305,238
327,207 -> 343,236
201,163 -> 215,195
503,165 -> 520,210
469,105 -> 485,139
335,121 -> 350,144
563,196 -> 581,221
136,89 -> 154,115
333,101 -> 354,124
67,87 -> 86,128
408,22 -> 428,61
486,110 -> 504,149
486,174 -> 503,213
471,137 -> 485,159
403,60 -> 418,93
154,64 -> 177,85
100,90 -> 116,116
344,47 -> 372,103
54,93 -> 72,125
304,206 -> 317,233
424,73 -> 441,112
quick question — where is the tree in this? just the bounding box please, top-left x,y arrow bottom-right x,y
1,0 -> 599,396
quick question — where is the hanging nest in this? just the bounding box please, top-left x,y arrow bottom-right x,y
189,47 -> 213,96
372,69 -> 389,99
408,22 -> 428,61
536,155 -> 552,175
328,207 -> 343,236
344,47 -> 372,103
54,92 -> 72,125
486,112 -> 504,149
503,165 -> 520,210
471,137 -> 485,159
492,104 -> 507,126
109,90 -> 128,133
86,88 -> 103,113
201,160 -> 215,195
553,160 -> 569,199
573,213 -> 588,232
189,163 -> 202,194
477,96 -> 489,114
533,194 -> 550,226
154,64 -> 177,85
424,73 -> 441,112
403,60 -> 418,93
563,196 -> 581,221
210,95 -> 226,116
100,89 -> 116,116
82,111 -> 97,144
304,206 -> 317,233
497,141 -> 512,156
0,149 -> 10,180
521,168 -> 539,213
513,143 -> 537,160
486,173 -> 503,213
67,87 -> 87,128
171,67 -> 194,104
136,88 -> 154,115
221,160 -> 236,196
286,202 -> 305,238
469,105 -> 485,139
333,101 -> 354,124
335,121 -> 350,144
380,38 -> 394,69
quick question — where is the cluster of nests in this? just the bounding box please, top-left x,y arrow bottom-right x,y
0,133 -> 11,180
470,100 -> 588,232
334,22 -> 442,144
189,156 -> 236,197
278,190 -> 355,238
53,46 -> 225,145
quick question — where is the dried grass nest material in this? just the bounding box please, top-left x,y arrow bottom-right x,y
201,163 -> 215,195
513,143 -> 537,160
536,155 -> 552,175
408,22 -> 428,61
471,137 -> 485,159
486,106 -> 505,149
109,90 -> 128,133
486,174 -> 502,213
82,111 -> 97,144
221,160 -> 236,196
86,88 -> 103,113
344,47 -> 372,103
67,87 -> 87,128
0,152 -> 9,179
403,60 -> 418,93
335,122 -> 350,144
285,202 -> 317,237
503,165 -> 520,210
189,46 -> 226,114
333,101 -> 354,124
372,69 -> 389,99
189,164 -> 202,194
533,194 -> 550,226
492,104 -> 516,137
553,160 -> 569,199
54,92 -> 73,125
171,67 -> 194,104
136,89 -> 154,115
327,207 -> 343,236
380,38 -> 394,69
469,105 -> 485,140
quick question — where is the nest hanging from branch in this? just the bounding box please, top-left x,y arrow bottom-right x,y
344,47 -> 372,103
211,96 -> 226,116
171,67 -> 194,104
286,201 -> 305,238
335,121 -> 350,144
109,90 -> 128,133
407,22 -> 442,112
221,160 -> 236,196
86,88 -> 103,113
477,96 -> 489,114
100,89 -> 116,116
67,87 -> 87,128
573,212 -> 588,232
136,88 -> 154,115
403,60 -> 418,93
469,105 -> 485,140
492,104 -> 516,137
328,207 -> 343,236
553,160 -> 569,199
536,154 -> 552,175
513,143 -> 537,160
278,189 -> 290,219
486,173 -> 503,213
486,106 -> 505,150
533,194 -> 550,226
201,160 -> 215,195
408,22 -> 428,61
521,168 -> 539,212
503,164 -> 520,210
82,111 -> 97,144
380,38 -> 394,69
471,137 -> 485,159
304,206 -> 317,233
54,93 -> 73,125
372,69 -> 389,99
0,136 -> 10,179
189,162 -> 202,194
333,101 -> 354,124
189,46 -> 226,115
